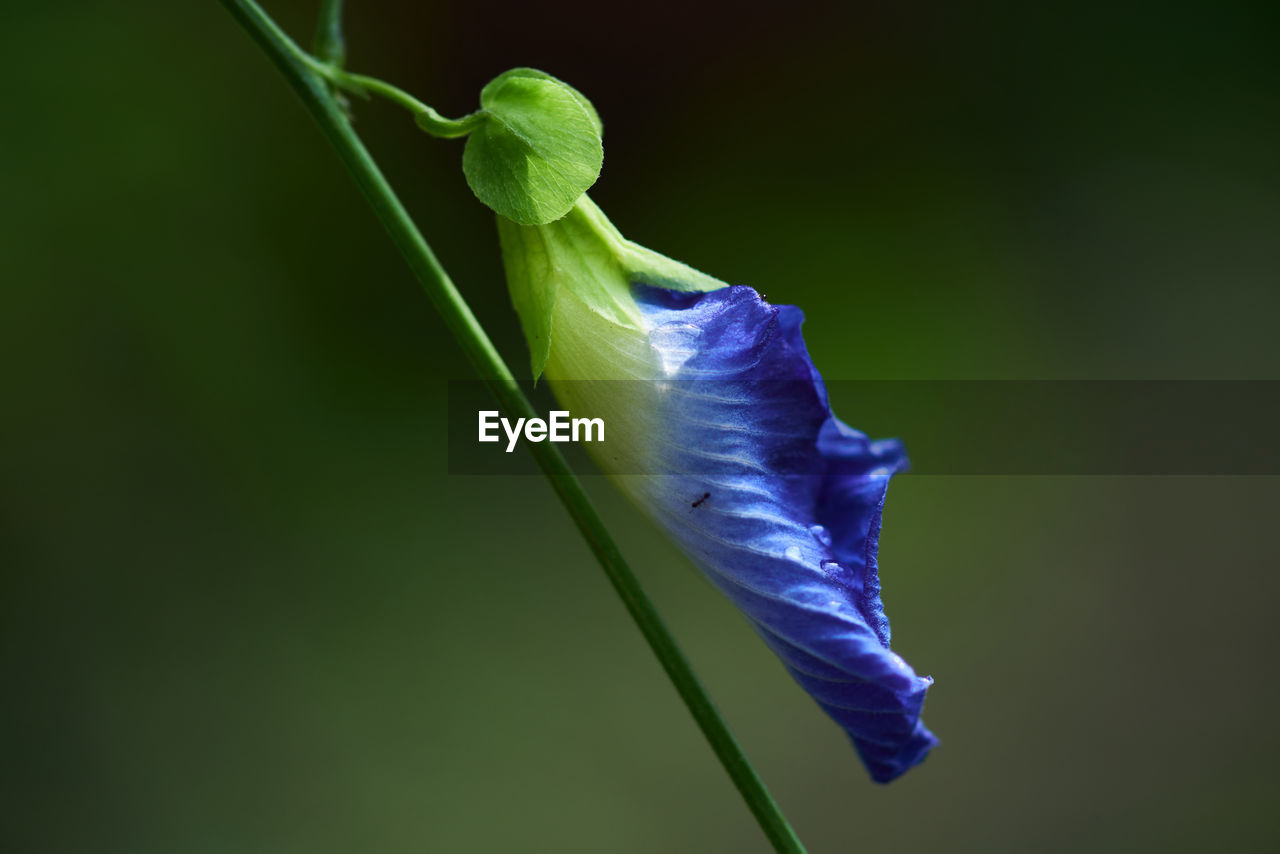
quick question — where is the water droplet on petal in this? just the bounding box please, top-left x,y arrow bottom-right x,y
784,545 -> 802,562
820,560 -> 850,584
808,524 -> 832,546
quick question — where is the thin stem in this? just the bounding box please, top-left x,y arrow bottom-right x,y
273,0 -> 485,138
312,0 -> 345,66
217,2 -> 809,852
310,63 -> 486,138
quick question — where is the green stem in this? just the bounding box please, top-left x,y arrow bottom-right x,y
217,2 -> 808,852
312,0 -> 345,66
303,1 -> 482,137
288,0 -> 486,137
310,64 -> 486,138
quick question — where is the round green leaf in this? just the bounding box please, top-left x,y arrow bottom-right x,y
463,72 -> 604,226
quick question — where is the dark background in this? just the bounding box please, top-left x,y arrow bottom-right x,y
3,1 -> 1278,851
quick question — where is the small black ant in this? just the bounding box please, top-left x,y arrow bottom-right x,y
691,492 -> 711,508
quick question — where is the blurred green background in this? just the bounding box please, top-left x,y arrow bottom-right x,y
3,1 -> 1279,851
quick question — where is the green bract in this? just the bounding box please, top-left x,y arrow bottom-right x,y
463,69 -> 604,226
493,68 -> 603,137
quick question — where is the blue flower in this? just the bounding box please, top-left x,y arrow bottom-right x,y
498,198 -> 937,782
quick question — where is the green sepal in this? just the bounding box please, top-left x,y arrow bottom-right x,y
497,196 -> 728,378
464,69 -> 604,226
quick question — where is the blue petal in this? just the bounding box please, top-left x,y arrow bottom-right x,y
631,283 -> 937,783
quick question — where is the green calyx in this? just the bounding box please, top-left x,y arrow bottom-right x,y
497,196 -> 729,378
